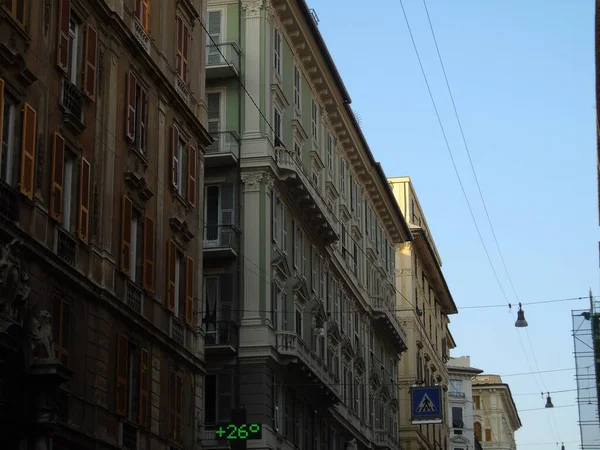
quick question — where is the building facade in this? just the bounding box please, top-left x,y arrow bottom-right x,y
0,0 -> 211,448
472,375 -> 522,450
447,356 -> 483,450
388,176 -> 458,450
201,0 -> 412,449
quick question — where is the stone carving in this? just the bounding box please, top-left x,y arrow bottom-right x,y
242,0 -> 264,18
241,171 -> 264,191
0,239 -> 30,323
263,174 -> 275,190
24,307 -> 55,359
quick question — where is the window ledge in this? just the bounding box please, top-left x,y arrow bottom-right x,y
127,143 -> 150,169
0,7 -> 30,44
171,187 -> 190,210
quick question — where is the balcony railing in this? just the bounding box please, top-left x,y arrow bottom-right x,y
275,148 -> 338,245
206,42 -> 241,78
61,78 -> 84,124
203,224 -> 240,257
132,19 -> 150,53
449,391 -> 466,398
205,320 -> 238,348
206,130 -> 240,163
276,331 -> 341,402
171,316 -> 185,347
0,181 -> 18,223
57,228 -> 77,267
126,280 -> 142,314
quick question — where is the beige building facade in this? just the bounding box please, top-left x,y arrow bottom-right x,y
389,176 -> 458,450
472,375 -> 522,450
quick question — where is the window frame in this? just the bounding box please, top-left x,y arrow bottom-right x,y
273,27 -> 282,78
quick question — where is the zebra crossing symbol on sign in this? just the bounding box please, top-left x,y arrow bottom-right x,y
415,393 -> 437,413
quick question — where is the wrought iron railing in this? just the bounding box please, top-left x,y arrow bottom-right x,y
57,228 -> 77,267
203,224 -> 240,250
206,41 -> 241,73
449,391 -> 466,398
126,280 -> 142,314
61,78 -> 83,122
171,316 -> 185,346
205,320 -> 238,347
206,130 -> 240,157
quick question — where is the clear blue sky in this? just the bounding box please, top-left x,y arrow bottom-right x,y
307,0 -> 596,447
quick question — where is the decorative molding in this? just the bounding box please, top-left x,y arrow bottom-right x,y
263,174 -> 275,190
241,171 -> 267,192
242,0 -> 264,18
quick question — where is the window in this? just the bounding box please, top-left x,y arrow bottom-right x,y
205,373 -> 232,425
120,195 -> 155,290
126,72 -> 149,155
207,92 -> 221,149
205,183 -> 234,245
67,15 -> 79,83
168,370 -> 183,442
207,10 -> 222,65
281,200 -> 288,253
273,28 -> 281,76
0,82 -> 16,185
273,106 -> 282,146
293,221 -> 301,270
473,395 -> 480,410
311,100 -> 318,141
175,15 -> 189,83
293,65 -> 301,112
170,125 -> 197,205
327,134 -> 333,172
166,240 -> 194,326
19,103 -> 36,200
485,428 -> 492,442
295,309 -> 303,338
3,0 -> 26,26
271,280 -> 286,330
340,158 -> 346,197
293,139 -> 301,156
451,407 -> 463,429
52,297 -> 70,366
474,422 -> 482,441
115,334 -> 150,427
136,0 -> 150,31
449,379 -> 462,394
204,274 -> 233,344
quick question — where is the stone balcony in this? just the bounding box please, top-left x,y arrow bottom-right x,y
275,147 -> 338,245
276,331 -> 341,406
371,295 -> 408,356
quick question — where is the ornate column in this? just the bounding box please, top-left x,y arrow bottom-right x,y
241,0 -> 264,139
240,171 -> 265,328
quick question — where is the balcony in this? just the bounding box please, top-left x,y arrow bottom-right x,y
206,42 -> 241,79
203,224 -> 240,259
205,320 -> 238,356
126,280 -> 142,314
276,331 -> 341,406
371,296 -> 408,356
0,181 -> 18,223
60,78 -> 84,133
275,148 -> 338,245
171,316 -> 185,347
374,429 -> 399,450
205,130 -> 240,167
199,427 -> 230,449
449,391 -> 466,399
131,18 -> 150,54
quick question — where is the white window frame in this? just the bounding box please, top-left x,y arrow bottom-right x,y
272,192 -> 280,246
206,8 -> 225,66
327,134 -> 334,172
293,65 -> 301,113
273,28 -> 282,78
273,105 -> 282,146
340,158 -> 347,197
0,97 -> 15,185
207,88 -> 225,150
311,100 -> 318,142
281,201 -> 288,254
62,153 -> 76,231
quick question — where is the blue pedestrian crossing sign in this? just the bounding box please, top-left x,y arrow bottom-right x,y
411,386 -> 443,424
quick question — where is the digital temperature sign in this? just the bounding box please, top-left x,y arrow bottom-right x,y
215,423 -> 263,440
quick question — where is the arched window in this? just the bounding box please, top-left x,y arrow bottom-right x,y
474,422 -> 482,441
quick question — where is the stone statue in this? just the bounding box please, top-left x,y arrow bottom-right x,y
0,239 -> 30,324
24,308 -> 55,359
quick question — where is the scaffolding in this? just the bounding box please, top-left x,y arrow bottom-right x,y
573,294 -> 600,449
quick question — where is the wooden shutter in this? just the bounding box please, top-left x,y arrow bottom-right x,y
126,72 -> 137,141
120,195 -> 132,275
171,125 -> 179,188
142,0 -> 150,31
182,23 -> 189,83
0,79 -> 5,147
187,144 -> 196,207
56,0 -> 71,72
20,103 -> 36,199
116,334 -> 128,416
50,132 -> 65,222
140,89 -> 148,153
166,240 -> 176,311
83,24 -> 98,101
78,158 -> 91,243
138,347 -> 149,426
142,216 -> 155,292
175,17 -> 183,78
185,256 -> 194,326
